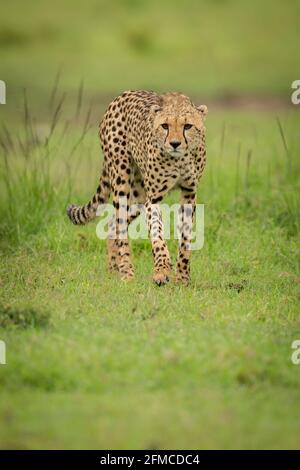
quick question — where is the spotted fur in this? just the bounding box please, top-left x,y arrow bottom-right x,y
67,90 -> 207,284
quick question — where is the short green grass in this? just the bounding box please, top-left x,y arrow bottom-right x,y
0,104 -> 300,449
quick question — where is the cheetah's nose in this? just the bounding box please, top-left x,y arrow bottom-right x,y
170,140 -> 181,150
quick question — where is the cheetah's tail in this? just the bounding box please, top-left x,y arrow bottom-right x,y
67,169 -> 110,225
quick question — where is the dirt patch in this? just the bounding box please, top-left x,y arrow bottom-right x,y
89,92 -> 297,117
204,93 -> 296,112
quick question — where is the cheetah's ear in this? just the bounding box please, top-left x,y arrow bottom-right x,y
150,104 -> 162,114
197,105 -> 208,119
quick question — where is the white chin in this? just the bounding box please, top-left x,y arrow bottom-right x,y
168,150 -> 182,157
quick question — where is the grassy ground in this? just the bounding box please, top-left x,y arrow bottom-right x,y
0,103 -> 300,448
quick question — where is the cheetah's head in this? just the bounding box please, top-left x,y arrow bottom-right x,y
151,93 -> 207,157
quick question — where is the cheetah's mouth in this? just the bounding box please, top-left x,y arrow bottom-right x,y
168,149 -> 183,158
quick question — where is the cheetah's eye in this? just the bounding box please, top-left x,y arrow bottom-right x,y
161,123 -> 169,130
184,124 -> 193,130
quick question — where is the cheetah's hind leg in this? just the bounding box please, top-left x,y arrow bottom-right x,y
106,167 -> 146,279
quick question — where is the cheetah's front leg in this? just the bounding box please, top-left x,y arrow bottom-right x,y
145,199 -> 172,286
175,189 -> 196,284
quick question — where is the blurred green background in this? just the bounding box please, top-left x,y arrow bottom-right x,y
0,0 -> 299,112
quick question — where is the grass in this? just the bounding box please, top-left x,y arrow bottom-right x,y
0,93 -> 300,448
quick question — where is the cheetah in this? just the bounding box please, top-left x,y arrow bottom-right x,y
67,90 -> 207,285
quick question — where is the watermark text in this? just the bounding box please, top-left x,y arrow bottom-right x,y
291,80 -> 300,105
0,340 -> 6,365
96,201 -> 204,251
0,80 -> 6,104
291,339 -> 300,365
